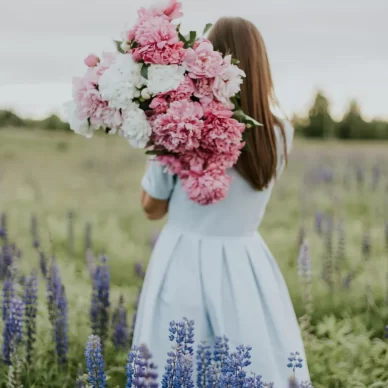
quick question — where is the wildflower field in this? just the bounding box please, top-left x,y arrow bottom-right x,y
0,128 -> 387,388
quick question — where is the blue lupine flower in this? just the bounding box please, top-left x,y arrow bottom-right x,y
287,352 -> 303,373
244,374 -> 265,388
112,295 -> 129,350
0,213 -> 7,241
129,287 -> 141,345
2,297 -> 23,365
196,342 -> 212,387
25,271 -> 38,363
39,250 -> 47,278
299,381 -> 314,388
55,284 -> 68,363
126,344 -> 158,388
85,222 -> 92,253
206,336 -> 230,388
1,244 -> 14,279
85,335 -> 107,388
31,214 -> 40,249
218,345 -> 252,388
314,212 -> 324,234
91,255 -> 110,346
47,259 -> 62,326
2,273 -> 15,321
362,229 -> 371,261
162,319 -> 195,388
134,261 -> 145,279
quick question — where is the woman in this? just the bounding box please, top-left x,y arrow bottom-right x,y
134,17 -> 310,385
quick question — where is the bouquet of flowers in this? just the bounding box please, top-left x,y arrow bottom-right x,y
64,0 -> 261,205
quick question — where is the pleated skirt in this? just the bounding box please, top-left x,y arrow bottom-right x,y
133,225 -> 310,386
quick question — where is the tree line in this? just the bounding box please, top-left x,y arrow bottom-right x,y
292,91 -> 388,140
0,91 -> 387,139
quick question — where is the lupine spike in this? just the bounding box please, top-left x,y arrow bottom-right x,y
112,295 -> 129,350
39,249 -> 47,278
321,217 -> 334,291
196,342 -> 212,387
85,335 -> 107,388
2,273 -> 15,322
90,255 -> 110,347
31,214 -> 40,249
25,271 -> 38,363
2,297 -> 24,365
55,284 -> 68,363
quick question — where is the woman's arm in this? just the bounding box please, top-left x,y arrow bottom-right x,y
140,159 -> 169,220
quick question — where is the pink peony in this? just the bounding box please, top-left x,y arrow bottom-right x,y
152,100 -> 204,153
134,16 -> 179,47
132,41 -> 184,65
149,96 -> 169,114
84,54 -> 100,68
181,168 -> 231,205
72,75 -> 103,120
194,78 -> 214,105
169,76 -> 196,102
207,149 -> 241,170
193,38 -> 211,50
204,99 -> 235,113
179,149 -> 210,173
183,41 -> 223,79
156,154 -> 183,175
201,112 -> 245,154
213,55 -> 246,105
137,0 -> 183,22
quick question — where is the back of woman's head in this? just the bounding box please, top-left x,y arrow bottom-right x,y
208,17 -> 287,190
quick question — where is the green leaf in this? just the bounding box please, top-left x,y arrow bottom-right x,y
189,31 -> 197,45
203,23 -> 213,36
178,31 -> 187,45
233,110 -> 263,127
113,40 -> 124,54
141,64 -> 149,80
231,58 -> 240,65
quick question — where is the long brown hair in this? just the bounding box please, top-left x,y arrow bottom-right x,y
208,17 -> 287,190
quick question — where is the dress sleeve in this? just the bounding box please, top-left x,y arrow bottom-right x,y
276,120 -> 294,178
141,158 -> 175,200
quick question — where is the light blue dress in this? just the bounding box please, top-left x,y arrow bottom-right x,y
133,121 -> 310,386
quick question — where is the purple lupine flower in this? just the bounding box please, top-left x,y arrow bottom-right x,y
206,336 -> 230,388
85,335 -> 107,388
196,342 -> 212,387
336,219 -> 346,262
372,164 -> 381,190
55,284 -> 68,363
84,222 -> 92,253
39,250 -> 47,278
112,295 -> 129,350
31,214 -> 40,249
0,213 -> 7,241
288,377 -> 299,388
2,297 -> 23,365
1,244 -> 14,279
287,352 -> 303,374
126,344 -> 158,388
25,271 -> 38,363
47,259 -> 62,326
218,345 -> 252,388
355,165 -> 364,188
162,319 -> 195,388
68,211 -> 75,256
244,374 -> 265,388
385,325 -> 388,339
2,273 -> 15,321
90,255 -> 110,347
134,261 -> 145,280
314,212 -> 324,235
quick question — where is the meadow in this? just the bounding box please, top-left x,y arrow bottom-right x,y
0,127 -> 388,387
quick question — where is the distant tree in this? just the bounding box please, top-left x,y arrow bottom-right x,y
336,100 -> 365,139
38,114 -> 70,131
301,91 -> 335,138
0,110 -> 25,128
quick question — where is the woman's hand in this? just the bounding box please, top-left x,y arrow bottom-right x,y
141,192 -> 169,220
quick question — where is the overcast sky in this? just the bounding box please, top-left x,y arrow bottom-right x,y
0,0 -> 387,120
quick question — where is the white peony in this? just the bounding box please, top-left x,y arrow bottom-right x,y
121,107 -> 152,149
212,55 -> 246,105
99,53 -> 145,109
147,64 -> 185,95
63,100 -> 96,138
